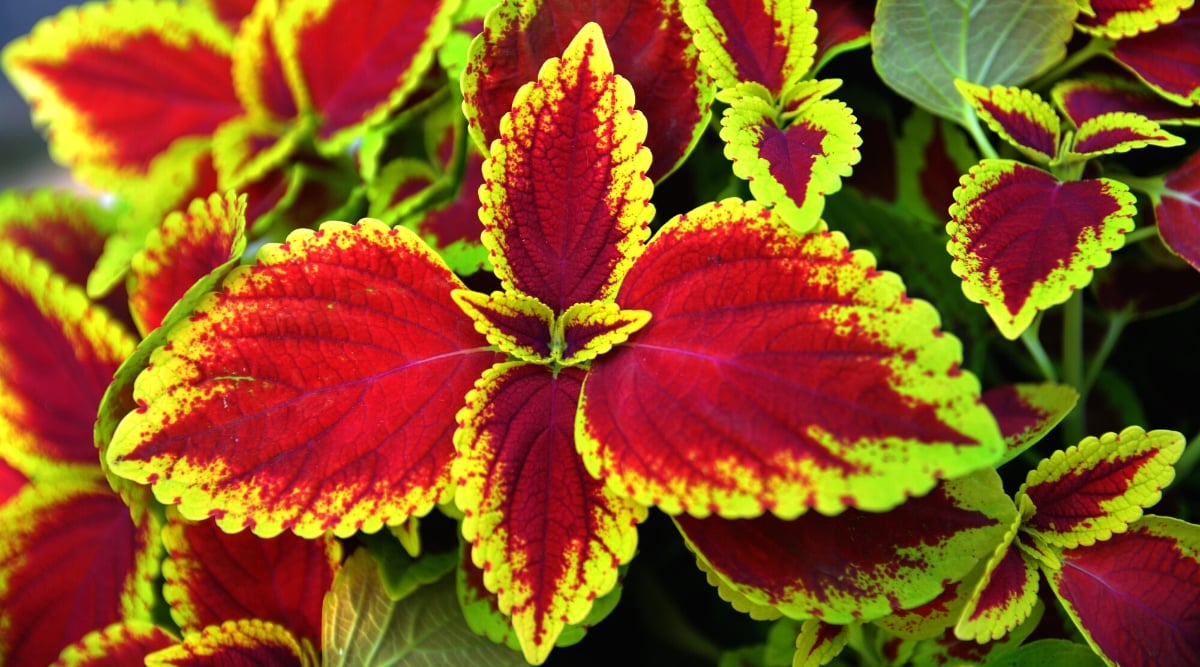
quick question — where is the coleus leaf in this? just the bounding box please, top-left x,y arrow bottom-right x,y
893,110 -> 979,226
1092,234 -> 1200,318
230,0 -> 298,121
452,290 -> 556,363
1065,110 -> 1185,159
1109,4 -> 1200,105
810,0 -> 873,73
145,619 -> 318,667
947,159 -> 1137,340
323,549 -> 528,667
954,507 -> 1040,642
162,510 -> 341,641
554,301 -> 651,366
191,0 -> 258,32
872,561 -> 986,641
454,363 -> 644,664
0,478 -> 162,667
0,0 -> 240,192
0,189 -> 115,289
1052,75 -> 1200,126
916,598 -> 1047,666
128,191 -> 248,336
1016,425 -> 1183,548
50,621 -> 177,667
106,220 -> 502,538
720,86 -> 861,232
872,0 -> 1077,125
1075,0 -> 1195,38
681,0 -> 818,98
1153,145 -> 1200,270
477,21 -> 653,313
979,638 -> 1106,667
461,0 -> 713,182
676,469 -> 1014,623
1045,515 -> 1200,667
210,107 -> 313,194
982,383 -> 1079,466
953,81 -> 1061,164
580,199 -> 1005,519
793,618 -> 850,666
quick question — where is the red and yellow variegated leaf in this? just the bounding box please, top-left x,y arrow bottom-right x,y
794,618 -> 850,666
675,470 -> 1012,623
581,200 -> 1003,519
811,0 -> 873,73
1155,145 -> 1200,270
682,0 -> 818,97
1052,75 -> 1200,127
211,114 -> 312,194
0,479 -> 162,667
721,89 -> 861,232
1,1 -> 240,191
947,160 -> 1137,340
0,190 -> 115,289
231,0 -> 298,121
692,553 -> 783,620
555,301 -> 650,366
954,81 -> 1061,164
1017,426 -> 1184,548
1066,110 -> 1185,159
275,0 -> 458,148
50,621 -> 177,667
367,159 -> 442,223
145,619 -> 318,667
107,220 -> 501,538
129,192 -> 247,336
453,363 -> 645,664
1076,0 -> 1195,38
983,383 -> 1079,466
190,0 -> 258,32
894,110 -> 980,225
0,242 -> 137,477
954,511 -> 1040,642
916,600 -> 1046,666
1109,5 -> 1200,105
162,511 -> 340,641
478,23 -> 653,312
0,460 -> 25,507
873,561 -> 985,640
452,290 -> 555,364
1046,515 -> 1200,667
462,0 -> 712,182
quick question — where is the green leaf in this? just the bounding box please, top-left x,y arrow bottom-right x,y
982,638 -> 1106,667
872,0 -> 1078,125
322,550 -> 526,667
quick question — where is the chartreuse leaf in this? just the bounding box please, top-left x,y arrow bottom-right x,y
359,529 -> 457,601
452,290 -> 556,364
793,619 -> 850,666
953,81 -> 1061,164
872,0 -> 1077,125
1052,74 -> 1200,126
453,363 -> 645,664
161,510 -> 340,641
720,88 -> 861,232
681,0 -> 819,98
478,22 -> 652,313
1154,146 -> 1200,270
1066,111 -> 1184,160
581,200 -> 1004,519
947,159 -> 1137,340
872,561 -> 986,641
675,470 -> 1012,624
0,0 -> 239,194
106,220 -> 501,539
1017,426 -> 1184,548
1045,515 -> 1200,667
323,549 -> 527,667
461,0 -> 712,182
1075,0 -> 1194,38
954,506 -> 1040,642
982,383 -> 1079,466
1110,6 -> 1200,106
129,191 -> 248,336
554,301 -> 651,366
145,619 -> 318,666
51,621 -> 177,667
0,478 -> 162,667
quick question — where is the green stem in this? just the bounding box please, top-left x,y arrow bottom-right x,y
1061,291 -> 1086,445
1027,37 -> 1112,91
1020,319 -> 1058,383
1124,226 -> 1160,245
963,107 -> 999,160
1082,310 -> 1129,395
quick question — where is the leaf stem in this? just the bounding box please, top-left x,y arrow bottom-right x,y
1123,226 -> 1160,245
963,107 -> 999,160
1027,36 -> 1112,92
1082,309 -> 1129,395
1020,318 -> 1058,383
1061,291 -> 1086,445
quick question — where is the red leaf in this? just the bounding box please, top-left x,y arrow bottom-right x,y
1110,5 -> 1200,105
0,190 -> 112,289
144,619 -> 313,666
197,0 -> 258,31
50,621 -> 177,667
1053,75 -> 1200,126
812,0 -> 872,70
231,0 -> 299,120
982,383 -> 1077,465
1156,146 -> 1200,270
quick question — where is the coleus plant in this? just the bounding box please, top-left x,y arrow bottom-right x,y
0,1 -> 1198,667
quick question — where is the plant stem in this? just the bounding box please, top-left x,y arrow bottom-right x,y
1124,226 -> 1160,245
1027,37 -> 1112,91
963,107 -> 999,160
1061,291 -> 1086,445
1020,319 -> 1058,383
1082,310 -> 1129,395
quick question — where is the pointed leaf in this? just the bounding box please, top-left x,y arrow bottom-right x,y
1052,75 -> 1200,126
681,0 -> 819,96
211,114 -> 312,193
478,23 -> 653,312
1045,515 -> 1200,667
454,363 -> 644,664
983,383 -> 1079,466
580,200 -> 1003,519
1,0 -> 240,190
145,619 -> 317,667
107,220 -> 501,538
811,0 -> 873,72
1154,145 -> 1200,270
954,81 -> 1061,164
676,470 -> 1013,623
323,549 -> 527,667
555,301 -> 651,366
720,89 -> 861,232
872,0 -> 1077,124
462,0 -> 712,182
231,0 -> 298,121
162,511 -> 340,641
794,619 -> 850,666
1018,426 -> 1184,548
0,479 -> 162,667
1076,0 -> 1195,38
872,562 -> 986,640
275,0 -> 458,148
1066,110 -> 1185,159
50,621 -> 177,667
452,290 -> 555,363
954,511 -> 1041,642
1110,5 -> 1200,105
947,159 -> 1137,340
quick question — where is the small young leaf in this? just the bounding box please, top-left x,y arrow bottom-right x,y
982,383 -> 1079,466
452,290 -> 556,364
955,81 -> 1061,164
793,619 -> 850,666
954,512 -> 1040,642
554,301 -> 650,366
50,621 -> 177,667
145,618 -> 317,666
1066,110 -> 1184,160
